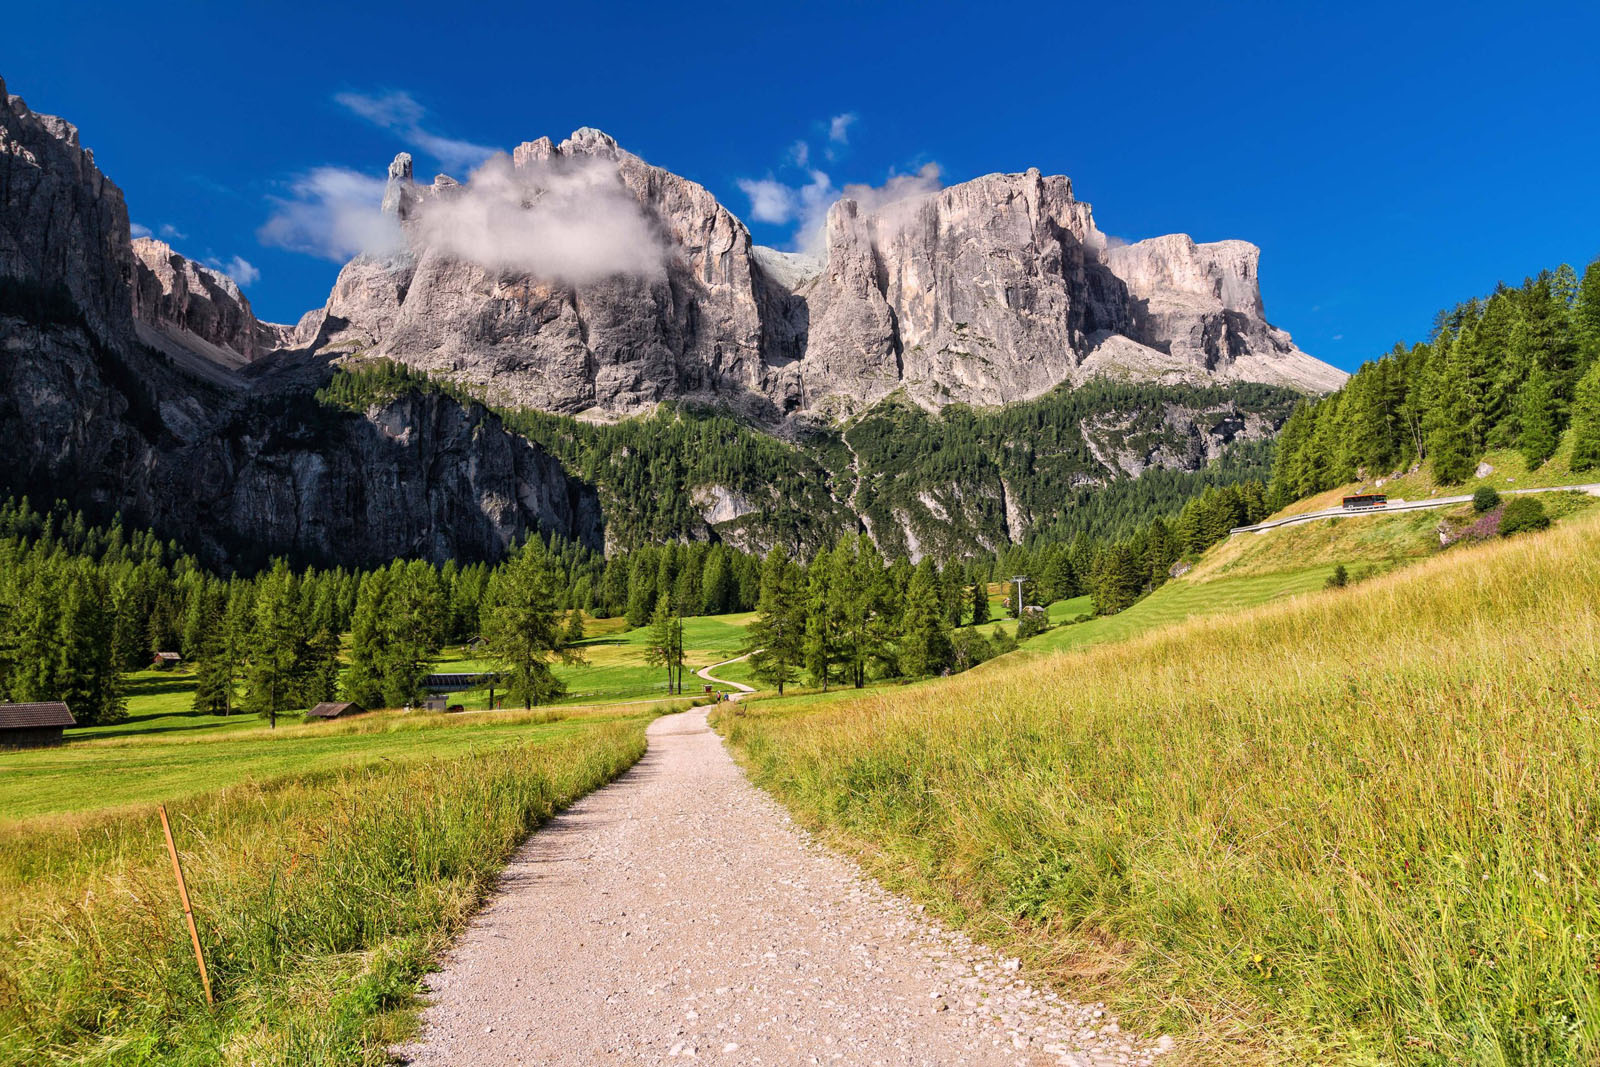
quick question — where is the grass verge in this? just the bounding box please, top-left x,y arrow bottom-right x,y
0,714 -> 653,1064
720,514 -> 1600,1064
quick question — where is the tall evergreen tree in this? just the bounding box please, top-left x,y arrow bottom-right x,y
745,547 -> 805,695
644,594 -> 686,695
242,561 -> 306,728
969,579 -> 990,625
899,560 -> 953,678
1568,361 -> 1600,471
1516,367 -> 1560,468
481,539 -> 575,708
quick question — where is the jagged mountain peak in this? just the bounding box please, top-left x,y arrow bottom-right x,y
287,134 -> 1341,419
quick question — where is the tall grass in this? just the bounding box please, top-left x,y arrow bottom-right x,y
0,722 -> 646,1064
723,515 -> 1600,1064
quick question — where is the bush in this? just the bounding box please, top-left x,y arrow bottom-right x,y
1498,495 -> 1551,536
1015,607 -> 1049,641
1326,563 -> 1349,588
1472,485 -> 1501,513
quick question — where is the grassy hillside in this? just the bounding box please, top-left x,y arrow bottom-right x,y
720,511 -> 1600,1064
0,702 -> 657,1064
1277,438 -> 1600,520
3,703 -> 674,822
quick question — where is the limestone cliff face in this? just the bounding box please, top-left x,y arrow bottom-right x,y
796,170 -> 1132,415
303,131 -> 777,416
290,133 -> 1342,417
129,237 -> 289,368
157,389 -> 602,569
0,76 -> 601,568
0,74 -> 161,516
1102,235 -> 1346,393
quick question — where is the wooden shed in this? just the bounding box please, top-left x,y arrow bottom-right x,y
151,651 -> 182,669
0,702 -> 76,747
306,701 -> 365,720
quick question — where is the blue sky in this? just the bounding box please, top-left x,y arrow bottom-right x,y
7,0 -> 1598,371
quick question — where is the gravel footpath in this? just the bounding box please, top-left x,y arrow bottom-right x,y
396,699 -> 1160,1066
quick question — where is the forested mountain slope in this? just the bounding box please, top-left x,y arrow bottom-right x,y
320,359 -> 1296,558
1270,256 -> 1600,504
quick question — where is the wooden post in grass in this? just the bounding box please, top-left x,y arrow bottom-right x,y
158,803 -> 214,1006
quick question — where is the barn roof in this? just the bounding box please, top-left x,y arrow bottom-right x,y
306,701 -> 364,719
0,702 -> 76,729
422,673 -> 499,692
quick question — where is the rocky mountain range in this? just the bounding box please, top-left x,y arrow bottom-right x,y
0,73 -> 1341,566
0,76 -> 599,569
283,130 -> 1341,420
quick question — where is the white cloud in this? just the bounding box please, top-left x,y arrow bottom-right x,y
222,256 -> 260,286
412,152 -> 667,284
262,148 -> 668,285
258,166 -> 403,261
204,255 -> 261,287
793,163 -> 943,256
737,177 -> 798,224
158,223 -> 188,241
130,222 -> 152,238
737,113 -> 944,257
334,89 -> 497,173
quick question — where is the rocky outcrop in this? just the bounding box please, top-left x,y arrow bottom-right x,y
301,130 -> 776,416
129,237 -> 289,369
795,170 -> 1131,415
289,132 -> 1342,418
0,74 -> 165,516
0,76 -> 133,345
1102,235 -> 1346,393
158,389 -> 602,569
0,77 -> 604,569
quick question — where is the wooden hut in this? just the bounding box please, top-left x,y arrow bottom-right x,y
0,702 -> 76,747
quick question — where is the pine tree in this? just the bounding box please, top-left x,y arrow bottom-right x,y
1568,361 -> 1600,471
746,547 -> 805,694
562,609 -> 586,645
801,550 -> 839,689
481,539 -> 574,708
644,594 -> 685,695
1576,258 -> 1600,371
242,561 -> 306,728
969,579 -> 990,625
899,560 -> 953,678
1516,367 -> 1559,468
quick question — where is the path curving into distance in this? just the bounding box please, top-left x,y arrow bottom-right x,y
696,653 -> 757,699
396,700 -> 1158,1066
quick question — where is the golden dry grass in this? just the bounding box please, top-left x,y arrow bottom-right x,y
723,512 -> 1600,1064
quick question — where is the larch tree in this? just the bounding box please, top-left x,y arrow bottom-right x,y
1568,361 -> 1600,471
898,560 -> 953,679
745,546 -> 805,694
482,538 -> 576,708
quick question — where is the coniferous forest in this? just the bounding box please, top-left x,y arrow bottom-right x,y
14,257 -> 1598,727
1270,256 -> 1600,504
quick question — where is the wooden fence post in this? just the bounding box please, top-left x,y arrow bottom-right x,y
158,804 -> 214,1006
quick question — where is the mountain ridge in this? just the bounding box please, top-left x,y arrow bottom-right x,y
269,127 -> 1342,419
0,74 -> 1330,567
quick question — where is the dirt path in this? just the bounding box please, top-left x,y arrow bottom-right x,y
696,654 -> 757,697
397,705 -> 1157,1066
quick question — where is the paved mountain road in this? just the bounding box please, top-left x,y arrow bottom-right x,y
1230,481 -> 1600,535
396,689 -> 1157,1066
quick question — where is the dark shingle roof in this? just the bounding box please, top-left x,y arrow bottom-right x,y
422,673 -> 499,691
0,702 -> 76,729
306,701 -> 364,719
